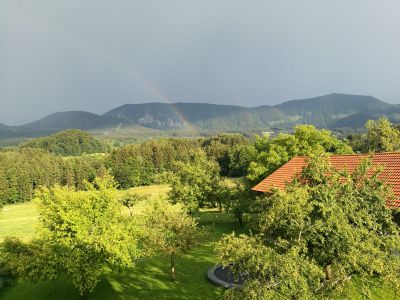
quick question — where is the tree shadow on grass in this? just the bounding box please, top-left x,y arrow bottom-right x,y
0,276 -> 81,300
103,243 -> 224,300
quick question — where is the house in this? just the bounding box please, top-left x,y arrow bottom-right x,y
252,152 -> 400,207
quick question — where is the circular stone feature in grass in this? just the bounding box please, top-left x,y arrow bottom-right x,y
207,264 -> 246,288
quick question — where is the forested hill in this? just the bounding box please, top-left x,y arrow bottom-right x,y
20,111 -> 131,131
274,94 -> 393,127
21,129 -> 107,156
1,93 -> 400,138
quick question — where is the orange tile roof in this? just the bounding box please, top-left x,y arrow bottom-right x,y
252,152 -> 400,207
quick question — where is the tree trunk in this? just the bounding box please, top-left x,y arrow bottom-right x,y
238,214 -> 243,227
219,202 -> 222,212
324,264 -> 332,281
171,255 -> 176,281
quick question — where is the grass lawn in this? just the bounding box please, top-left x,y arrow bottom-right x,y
117,184 -> 171,199
0,202 -> 38,241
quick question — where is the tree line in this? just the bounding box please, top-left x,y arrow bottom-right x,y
0,148 -> 106,205
1,119 -> 400,206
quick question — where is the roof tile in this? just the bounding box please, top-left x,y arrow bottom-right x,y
252,152 -> 400,207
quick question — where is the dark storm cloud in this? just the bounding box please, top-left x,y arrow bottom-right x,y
1,0 -> 400,125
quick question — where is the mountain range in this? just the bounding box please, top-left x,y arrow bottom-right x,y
1,93 -> 399,138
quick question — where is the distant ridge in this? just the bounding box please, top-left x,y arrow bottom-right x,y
104,102 -> 285,130
274,93 -> 393,127
20,111 -> 132,131
1,93 -> 399,138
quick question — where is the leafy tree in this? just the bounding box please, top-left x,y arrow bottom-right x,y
0,170 -> 6,207
202,134 -> 248,176
364,118 -> 400,152
228,144 -> 257,177
121,192 -> 148,218
347,118 -> 400,153
218,155 -> 400,299
230,183 -> 254,226
1,174 -> 138,296
212,180 -> 235,212
138,197 -> 201,280
365,118 -> 400,152
166,149 -> 220,212
247,125 -> 353,183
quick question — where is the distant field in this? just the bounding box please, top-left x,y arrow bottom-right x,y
0,202 -> 38,241
0,184 -> 170,241
118,184 -> 170,198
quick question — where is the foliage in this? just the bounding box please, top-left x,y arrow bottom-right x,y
247,125 -> 353,183
0,174 -> 138,296
218,155 -> 400,299
21,129 -> 107,156
228,144 -> 257,177
120,192 -> 149,217
0,148 -> 106,204
229,183 -> 255,226
365,118 -> 400,152
137,197 -> 202,280
107,135 -> 250,189
202,134 -> 248,176
218,235 -> 323,300
348,118 -> 400,153
107,138 -> 200,188
165,149 -> 220,212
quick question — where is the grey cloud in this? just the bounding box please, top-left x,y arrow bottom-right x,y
0,0 -> 399,125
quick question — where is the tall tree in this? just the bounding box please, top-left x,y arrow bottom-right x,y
1,174 -> 138,296
166,149 -> 220,212
138,197 -> 201,280
228,144 -> 257,177
364,118 -> 400,152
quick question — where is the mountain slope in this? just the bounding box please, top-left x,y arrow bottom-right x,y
1,93 -> 399,139
21,111 -> 133,131
104,102 -> 286,130
0,123 -> 12,138
274,93 -> 392,127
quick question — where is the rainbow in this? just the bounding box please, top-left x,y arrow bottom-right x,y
6,8 -> 199,134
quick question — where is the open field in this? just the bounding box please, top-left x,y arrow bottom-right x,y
0,184 -> 170,241
0,202 -> 38,241
0,184 -> 399,299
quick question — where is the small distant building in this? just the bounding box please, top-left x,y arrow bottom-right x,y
252,152 -> 400,208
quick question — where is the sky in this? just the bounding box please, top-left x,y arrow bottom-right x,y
1,0 -> 400,125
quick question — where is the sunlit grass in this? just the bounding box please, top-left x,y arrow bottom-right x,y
0,202 -> 38,241
0,185 -> 171,241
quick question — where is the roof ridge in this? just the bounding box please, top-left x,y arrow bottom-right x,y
295,151 -> 400,159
